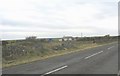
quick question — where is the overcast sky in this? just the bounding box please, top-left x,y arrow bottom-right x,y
0,0 -> 119,40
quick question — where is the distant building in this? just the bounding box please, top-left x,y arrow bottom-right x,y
63,36 -> 73,41
59,36 -> 78,42
59,38 -> 63,41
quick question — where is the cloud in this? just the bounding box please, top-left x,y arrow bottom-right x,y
0,0 -> 118,40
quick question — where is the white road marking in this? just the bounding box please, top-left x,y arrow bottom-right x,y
118,70 -> 120,76
44,65 -> 68,75
108,46 -> 114,50
85,51 -> 103,59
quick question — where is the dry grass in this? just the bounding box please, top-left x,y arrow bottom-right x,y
2,41 -> 117,68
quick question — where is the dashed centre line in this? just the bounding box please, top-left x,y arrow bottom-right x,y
108,46 -> 114,50
42,45 -> 115,75
84,51 -> 103,59
43,65 -> 68,75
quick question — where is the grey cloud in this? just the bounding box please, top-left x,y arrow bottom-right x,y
0,0 -> 118,40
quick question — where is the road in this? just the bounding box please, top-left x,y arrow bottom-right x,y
2,42 -> 118,75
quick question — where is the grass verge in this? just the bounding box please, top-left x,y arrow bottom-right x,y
2,41 -> 117,68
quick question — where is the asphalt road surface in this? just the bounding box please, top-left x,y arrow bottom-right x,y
2,42 -> 118,75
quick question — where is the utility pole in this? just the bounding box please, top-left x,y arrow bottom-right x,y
81,33 -> 83,37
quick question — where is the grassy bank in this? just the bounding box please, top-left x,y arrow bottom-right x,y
2,41 -> 117,68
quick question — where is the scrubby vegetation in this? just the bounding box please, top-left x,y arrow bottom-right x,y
2,36 -> 118,67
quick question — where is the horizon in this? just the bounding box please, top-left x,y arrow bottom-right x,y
1,34 -> 118,41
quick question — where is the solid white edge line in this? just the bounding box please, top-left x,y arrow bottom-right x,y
44,65 -> 68,75
108,46 -> 114,50
85,51 -> 103,59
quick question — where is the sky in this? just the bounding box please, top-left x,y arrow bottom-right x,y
0,0 -> 119,40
